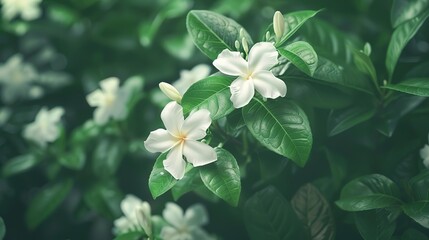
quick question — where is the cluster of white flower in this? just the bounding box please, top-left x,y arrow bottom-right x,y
23,107 -> 64,147
1,0 -> 42,21
114,195 -> 214,240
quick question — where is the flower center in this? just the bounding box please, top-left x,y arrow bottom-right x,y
104,93 -> 116,106
244,72 -> 253,80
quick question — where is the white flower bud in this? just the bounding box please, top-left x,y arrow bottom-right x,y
235,40 -> 240,50
159,82 -> 182,103
273,11 -> 285,42
265,31 -> 271,41
242,37 -> 249,55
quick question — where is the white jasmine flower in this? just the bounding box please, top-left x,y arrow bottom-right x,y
161,202 -> 213,240
114,195 -> 152,237
144,101 -> 217,180
213,42 -> 287,108
421,134 -> 429,169
1,0 -> 42,21
0,54 -> 40,103
86,77 -> 131,125
173,64 -> 211,94
23,107 -> 64,147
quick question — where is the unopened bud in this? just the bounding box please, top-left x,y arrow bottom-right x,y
235,40 -> 240,50
265,31 -> 271,41
239,28 -> 245,38
242,37 -> 249,55
159,82 -> 182,103
273,11 -> 285,42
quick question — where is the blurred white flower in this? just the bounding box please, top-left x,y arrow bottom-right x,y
114,195 -> 152,237
1,0 -> 42,21
173,64 -> 211,94
0,54 -> 41,103
420,134 -> 429,169
23,107 -> 64,147
86,77 -> 131,125
161,202 -> 213,240
213,42 -> 287,108
144,101 -> 217,180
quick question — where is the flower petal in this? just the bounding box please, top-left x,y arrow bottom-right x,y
230,77 -> 255,108
248,42 -> 279,72
93,107 -> 111,125
184,204 -> 209,227
86,89 -> 104,107
144,129 -> 177,153
163,145 -> 186,180
183,140 -> 217,167
121,195 -> 142,222
213,49 -> 247,76
161,101 -> 184,135
100,77 -> 119,94
163,202 -> 184,228
181,109 -> 211,140
114,216 -> 133,234
48,107 -> 64,122
190,227 -> 214,240
252,70 -> 287,99
160,226 -> 180,240
420,145 -> 429,169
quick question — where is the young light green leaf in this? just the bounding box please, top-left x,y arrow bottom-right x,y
2,154 -> 39,177
382,78 -> 429,96
275,10 -> 321,46
26,179 -> 73,229
148,153 -> 177,199
354,209 -> 397,240
278,41 -> 318,76
391,0 -> 429,28
291,184 -> 336,240
327,105 -> 376,136
181,75 -> 234,120
386,9 -> 429,79
336,174 -> 403,211
353,50 -> 377,85
402,201 -> 429,228
59,147 -> 86,170
408,171 -> 429,201
0,217 -> 5,240
244,186 -> 309,240
186,10 -> 253,60
199,148 -> 241,206
243,97 -> 313,167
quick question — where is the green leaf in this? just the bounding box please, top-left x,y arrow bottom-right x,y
84,181 -> 122,220
327,105 -> 376,136
244,186 -> 308,240
148,153 -> 177,199
278,41 -> 318,76
391,0 -> 429,27
0,217 -> 5,240
274,10 -> 321,46
2,154 -> 39,177
336,174 -> 403,211
382,78 -> 429,97
353,50 -> 377,85
402,200 -> 429,228
401,228 -> 429,240
354,209 -> 397,240
243,97 -> 313,167
92,138 -> 125,178
114,232 -> 145,240
186,10 -> 253,60
199,148 -> 241,206
323,149 -> 348,186
182,75 -> 234,120
26,179 -> 73,229
291,184 -> 336,240
171,167 -> 202,200
59,147 -> 86,170
159,0 -> 191,19
386,9 -> 429,79
408,171 -> 429,201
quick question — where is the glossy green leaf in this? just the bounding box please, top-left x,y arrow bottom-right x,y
200,148 -> 241,206
336,174 -> 403,211
171,167 -> 202,200
274,10 -> 320,46
186,10 -> 253,60
92,138 -> 125,178
2,154 -> 39,177
391,0 -> 429,27
402,200 -> 429,228
327,105 -> 376,136
408,171 -> 429,201
244,186 -> 308,240
59,147 -> 85,170
26,179 -> 73,229
0,217 -> 5,240
354,209 -> 397,240
84,182 -> 122,220
386,9 -> 429,79
243,97 -> 313,167
383,78 -> 429,96
182,75 -> 234,120
291,184 -> 335,240
401,228 -> 429,240
278,41 -> 318,76
148,153 -> 177,199
353,50 -> 377,84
